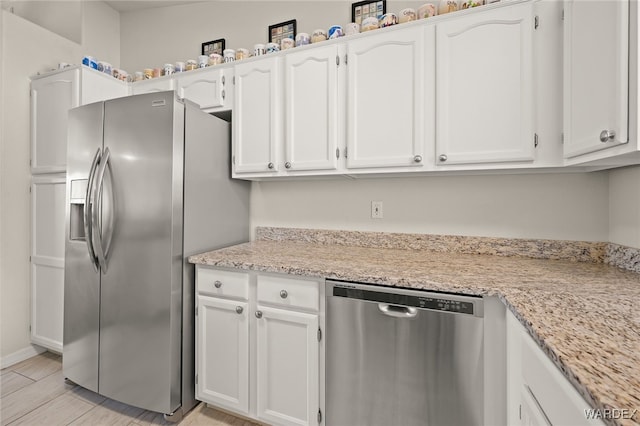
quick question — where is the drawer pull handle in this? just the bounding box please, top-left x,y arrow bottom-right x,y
255,310 -> 263,319
236,306 -> 243,314
214,280 -> 222,288
280,290 -> 288,299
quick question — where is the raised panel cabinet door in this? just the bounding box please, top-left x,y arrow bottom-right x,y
436,3 -> 534,165
256,306 -> 319,426
30,176 -> 66,351
233,57 -> 281,175
346,26 -> 426,169
284,44 -> 340,172
176,68 -> 226,110
196,295 -> 249,414
130,78 -> 175,95
563,0 -> 629,158
30,69 -> 80,173
79,68 -> 129,105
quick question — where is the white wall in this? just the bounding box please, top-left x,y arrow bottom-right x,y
82,1 -> 121,67
0,4 -> 120,362
120,0 -> 423,72
609,165 -> 640,248
250,172 -> 611,241
1,0 -> 83,44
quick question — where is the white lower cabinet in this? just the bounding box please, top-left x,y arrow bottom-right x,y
30,175 -> 67,352
506,310 -> 605,426
196,266 -> 322,426
196,295 -> 249,414
256,306 -> 319,426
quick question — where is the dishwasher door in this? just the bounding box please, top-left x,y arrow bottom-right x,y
326,280 -> 484,426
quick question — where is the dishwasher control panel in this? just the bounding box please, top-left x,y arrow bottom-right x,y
332,285 -> 476,315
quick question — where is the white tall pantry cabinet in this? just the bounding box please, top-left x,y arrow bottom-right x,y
29,66 -> 126,352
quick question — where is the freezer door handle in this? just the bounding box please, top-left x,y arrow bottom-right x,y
377,303 -> 418,318
92,147 -> 113,273
85,148 -> 102,271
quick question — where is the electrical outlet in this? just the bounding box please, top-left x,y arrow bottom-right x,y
371,201 -> 383,219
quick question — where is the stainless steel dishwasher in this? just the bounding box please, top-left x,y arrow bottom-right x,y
326,280 -> 484,426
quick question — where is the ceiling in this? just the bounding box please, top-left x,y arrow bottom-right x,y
104,1 -> 203,13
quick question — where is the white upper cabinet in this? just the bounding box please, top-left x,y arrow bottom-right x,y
346,26 -> 428,169
30,67 -> 127,174
563,0 -> 629,160
175,67 -> 231,112
436,3 -> 535,166
233,56 -> 281,175
31,69 -> 79,174
284,44 -> 341,172
130,76 -> 174,95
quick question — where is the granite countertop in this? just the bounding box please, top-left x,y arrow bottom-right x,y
189,228 -> 640,426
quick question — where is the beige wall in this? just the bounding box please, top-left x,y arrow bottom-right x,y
250,172 -> 611,241
1,0 -> 83,44
0,5 -> 120,362
609,166 -> 640,248
119,0 -> 423,72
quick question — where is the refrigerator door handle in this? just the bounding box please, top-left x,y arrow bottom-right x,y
92,147 -> 112,273
85,148 -> 102,271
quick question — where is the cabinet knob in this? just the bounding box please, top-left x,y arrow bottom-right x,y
255,310 -> 263,319
285,162 -> 292,169
214,280 -> 222,288
439,154 -> 448,162
599,130 -> 616,143
280,290 -> 288,299
267,162 -> 274,169
236,306 -> 243,314
413,155 -> 423,163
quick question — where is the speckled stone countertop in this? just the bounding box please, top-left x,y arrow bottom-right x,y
189,228 -> 640,426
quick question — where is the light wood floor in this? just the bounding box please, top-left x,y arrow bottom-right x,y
0,352 -> 259,426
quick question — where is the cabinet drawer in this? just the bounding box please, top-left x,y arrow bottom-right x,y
257,275 -> 320,311
522,332 -> 599,426
197,267 -> 249,300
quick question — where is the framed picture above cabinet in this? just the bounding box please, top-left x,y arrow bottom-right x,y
352,0 -> 386,24
202,38 -> 226,56
268,19 -> 297,45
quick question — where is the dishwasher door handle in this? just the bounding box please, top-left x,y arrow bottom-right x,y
378,303 -> 418,318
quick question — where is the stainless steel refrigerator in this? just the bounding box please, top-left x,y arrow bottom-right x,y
63,91 -> 249,420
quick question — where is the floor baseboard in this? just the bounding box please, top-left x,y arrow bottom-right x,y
0,344 -> 47,369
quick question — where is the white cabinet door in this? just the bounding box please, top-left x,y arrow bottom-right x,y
519,385 -> 553,426
233,57 -> 281,175
30,69 -> 80,174
563,0 -> 629,159
436,3 -> 534,165
175,67 -> 230,111
284,44 -> 340,172
130,77 -> 175,95
346,26 -> 427,169
506,311 -> 605,426
196,295 -> 249,414
79,68 -> 128,105
30,176 -> 66,351
256,306 -> 319,426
